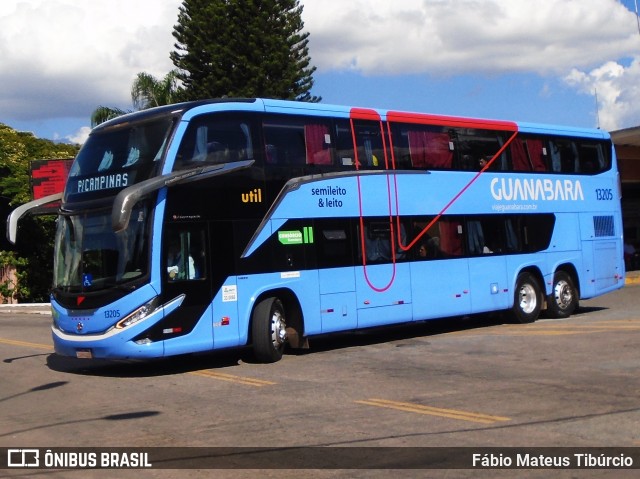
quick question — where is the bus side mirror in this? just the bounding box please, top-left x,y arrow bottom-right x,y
112,160 -> 254,233
6,192 -> 63,244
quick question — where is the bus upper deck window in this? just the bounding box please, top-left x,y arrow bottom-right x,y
176,117 -> 253,168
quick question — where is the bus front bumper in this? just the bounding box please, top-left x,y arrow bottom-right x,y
51,294 -> 185,359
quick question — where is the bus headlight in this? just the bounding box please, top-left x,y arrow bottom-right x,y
116,297 -> 159,329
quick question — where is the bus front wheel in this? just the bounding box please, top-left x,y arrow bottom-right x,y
252,297 -> 287,363
546,271 -> 578,319
511,272 -> 542,324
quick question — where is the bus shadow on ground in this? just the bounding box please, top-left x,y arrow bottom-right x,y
291,304 -> 606,356
571,305 -> 608,316
299,313 -> 504,355
46,348 -> 248,378
45,305 -> 608,377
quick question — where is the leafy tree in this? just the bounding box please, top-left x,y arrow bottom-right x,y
91,70 -> 182,127
171,0 -> 320,102
0,123 -> 79,302
0,251 -> 28,303
91,0 -> 320,127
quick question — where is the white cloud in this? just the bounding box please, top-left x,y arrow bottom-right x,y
0,0 -> 181,121
65,126 -> 92,145
564,59 -> 640,131
1,0 -> 640,134
303,0 -> 639,76
302,0 -> 640,130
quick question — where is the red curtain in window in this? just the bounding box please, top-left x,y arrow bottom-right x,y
305,125 -> 332,165
511,138 -> 546,171
439,220 -> 462,256
527,139 -> 546,171
408,131 -> 452,168
511,138 -> 530,171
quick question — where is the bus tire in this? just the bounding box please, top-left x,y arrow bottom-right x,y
546,271 -> 578,319
252,297 -> 287,363
511,272 -> 542,324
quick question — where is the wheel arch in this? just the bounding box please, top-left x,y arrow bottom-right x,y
553,262 -> 581,299
249,288 -> 307,349
512,265 -> 545,305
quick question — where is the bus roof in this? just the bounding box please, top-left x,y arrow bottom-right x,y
91,97 -> 610,139
92,99 -> 259,132
516,121 -> 610,139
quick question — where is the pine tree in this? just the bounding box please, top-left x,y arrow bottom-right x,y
171,0 -> 320,102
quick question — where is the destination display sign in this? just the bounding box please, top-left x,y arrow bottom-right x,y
31,159 -> 74,200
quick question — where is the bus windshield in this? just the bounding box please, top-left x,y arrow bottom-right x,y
53,203 -> 151,292
65,117 -> 174,201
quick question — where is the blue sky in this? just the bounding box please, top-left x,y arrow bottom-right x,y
1,0 -> 640,144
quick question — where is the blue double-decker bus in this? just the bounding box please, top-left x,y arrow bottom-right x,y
8,98 -> 625,362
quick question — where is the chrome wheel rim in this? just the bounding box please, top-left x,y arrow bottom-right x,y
518,283 -> 537,314
553,280 -> 573,310
270,309 -> 287,350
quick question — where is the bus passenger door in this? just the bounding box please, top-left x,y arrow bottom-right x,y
162,223 -> 214,355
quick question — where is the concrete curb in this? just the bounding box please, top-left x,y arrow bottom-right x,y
0,303 -> 51,315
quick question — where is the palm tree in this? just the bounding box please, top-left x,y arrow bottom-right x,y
131,70 -> 180,110
90,106 -> 130,127
90,70 -> 182,127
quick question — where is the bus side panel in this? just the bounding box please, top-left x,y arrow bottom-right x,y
578,240 -> 622,297
212,279 -> 241,350
577,240 -> 597,299
356,263 -> 413,328
578,211 -> 625,298
320,292 -> 358,332
319,267 -> 357,333
593,241 -> 622,291
468,256 -> 509,313
410,258 -> 471,321
550,213 -> 581,251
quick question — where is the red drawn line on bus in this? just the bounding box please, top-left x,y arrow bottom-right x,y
388,125 -> 520,252
350,110 -> 397,293
349,108 -> 520,292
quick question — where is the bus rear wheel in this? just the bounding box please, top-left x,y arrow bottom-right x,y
546,271 -> 578,319
252,297 -> 287,363
511,272 -> 542,324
